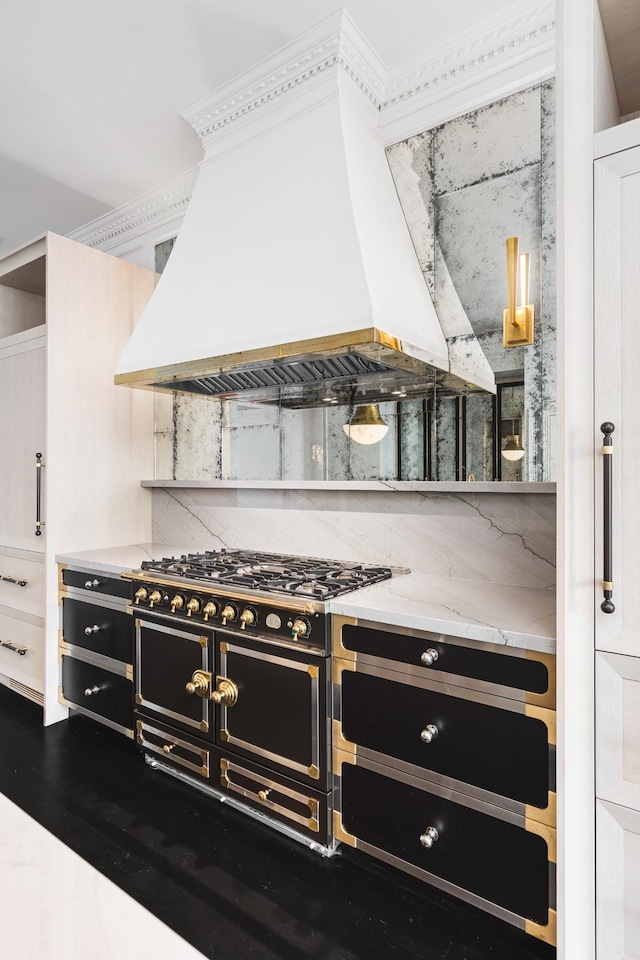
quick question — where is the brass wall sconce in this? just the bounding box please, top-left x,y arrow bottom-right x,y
342,403 -> 389,445
503,237 -> 534,348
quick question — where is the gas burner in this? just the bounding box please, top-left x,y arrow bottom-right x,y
139,549 -> 400,601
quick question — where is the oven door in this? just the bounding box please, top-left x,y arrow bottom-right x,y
135,616 -> 213,736
215,634 -> 327,787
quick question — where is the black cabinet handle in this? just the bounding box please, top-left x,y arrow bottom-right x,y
35,452 -> 44,536
1,640 -> 27,656
601,423 -> 615,614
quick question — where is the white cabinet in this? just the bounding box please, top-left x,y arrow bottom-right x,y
0,330 -> 46,552
0,232 -> 155,721
595,139 -> 640,957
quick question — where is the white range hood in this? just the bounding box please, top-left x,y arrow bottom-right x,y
115,11 -> 495,407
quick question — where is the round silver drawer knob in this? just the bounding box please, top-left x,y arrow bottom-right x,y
84,685 -> 100,697
84,625 -> 100,635
419,827 -> 439,849
420,649 -> 439,666
420,724 -> 439,744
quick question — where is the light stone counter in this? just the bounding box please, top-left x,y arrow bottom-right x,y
55,545 -> 555,653
328,572 -> 555,653
55,543 -> 215,577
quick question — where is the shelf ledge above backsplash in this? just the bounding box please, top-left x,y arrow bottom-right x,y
141,480 -> 555,493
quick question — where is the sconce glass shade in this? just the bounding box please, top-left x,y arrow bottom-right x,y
342,404 -> 389,445
501,434 -> 525,461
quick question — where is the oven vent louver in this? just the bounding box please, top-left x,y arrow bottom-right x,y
163,353 -> 392,398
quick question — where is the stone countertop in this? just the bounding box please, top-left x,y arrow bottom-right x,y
327,572 -> 555,653
55,545 -> 555,653
55,543 -> 216,577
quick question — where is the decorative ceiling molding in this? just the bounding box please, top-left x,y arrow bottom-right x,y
182,11 -> 387,153
68,168 -> 198,250
70,0 -> 555,254
380,0 -> 555,142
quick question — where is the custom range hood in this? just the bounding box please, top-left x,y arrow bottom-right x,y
115,11 -> 495,408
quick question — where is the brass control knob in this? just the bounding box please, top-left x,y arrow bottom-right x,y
221,604 -> 237,625
149,589 -> 163,607
203,601 -> 218,621
186,597 -> 202,617
185,670 -> 211,697
134,587 -> 148,604
211,678 -> 239,707
240,607 -> 256,630
162,743 -> 174,754
258,789 -> 271,802
171,594 -> 185,612
291,618 -> 309,639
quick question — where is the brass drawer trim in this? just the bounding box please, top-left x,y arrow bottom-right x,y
137,720 -> 209,779
220,757 -> 320,833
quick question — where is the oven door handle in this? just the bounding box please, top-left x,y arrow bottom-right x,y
185,671 -> 238,706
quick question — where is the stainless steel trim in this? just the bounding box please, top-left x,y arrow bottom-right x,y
221,758 -> 319,831
342,657 -> 536,716
356,837 -> 531,930
220,641 -> 321,778
137,698 -> 209,732
354,744 -> 529,819
62,591 -> 128,614
59,643 -> 131,678
69,704 -> 133,738
138,721 -> 209,778
350,751 -> 527,827
135,617 -> 209,731
145,756 -> 338,856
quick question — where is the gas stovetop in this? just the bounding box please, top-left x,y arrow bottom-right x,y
139,549 -> 401,601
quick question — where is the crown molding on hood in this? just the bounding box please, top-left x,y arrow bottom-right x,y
70,0 -> 555,256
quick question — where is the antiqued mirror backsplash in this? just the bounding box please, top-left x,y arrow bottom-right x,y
154,81 -> 555,483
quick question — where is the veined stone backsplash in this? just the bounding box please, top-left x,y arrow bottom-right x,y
151,487 -> 555,589
155,81 -> 555,484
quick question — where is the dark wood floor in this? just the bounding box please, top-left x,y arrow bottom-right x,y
0,685 -> 555,960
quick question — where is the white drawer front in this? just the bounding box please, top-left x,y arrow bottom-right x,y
0,552 -> 44,617
597,651 -> 640,810
597,800 -> 640,960
0,610 -> 44,688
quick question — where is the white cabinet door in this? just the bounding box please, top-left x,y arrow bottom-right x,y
0,331 -> 46,552
597,800 -> 640,960
595,145 -> 640,656
595,142 -> 640,958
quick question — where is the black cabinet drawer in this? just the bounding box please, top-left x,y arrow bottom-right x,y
340,667 -> 552,808
136,717 -> 212,780
340,760 -> 553,928
62,598 -> 132,663
338,622 -> 553,705
62,568 -> 130,600
219,753 -> 328,845
61,656 -> 133,730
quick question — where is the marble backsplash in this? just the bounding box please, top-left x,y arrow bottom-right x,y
151,488 -> 555,589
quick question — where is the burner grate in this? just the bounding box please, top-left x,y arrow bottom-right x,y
140,549 -> 394,600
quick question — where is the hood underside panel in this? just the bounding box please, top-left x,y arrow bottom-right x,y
115,329 -> 489,409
